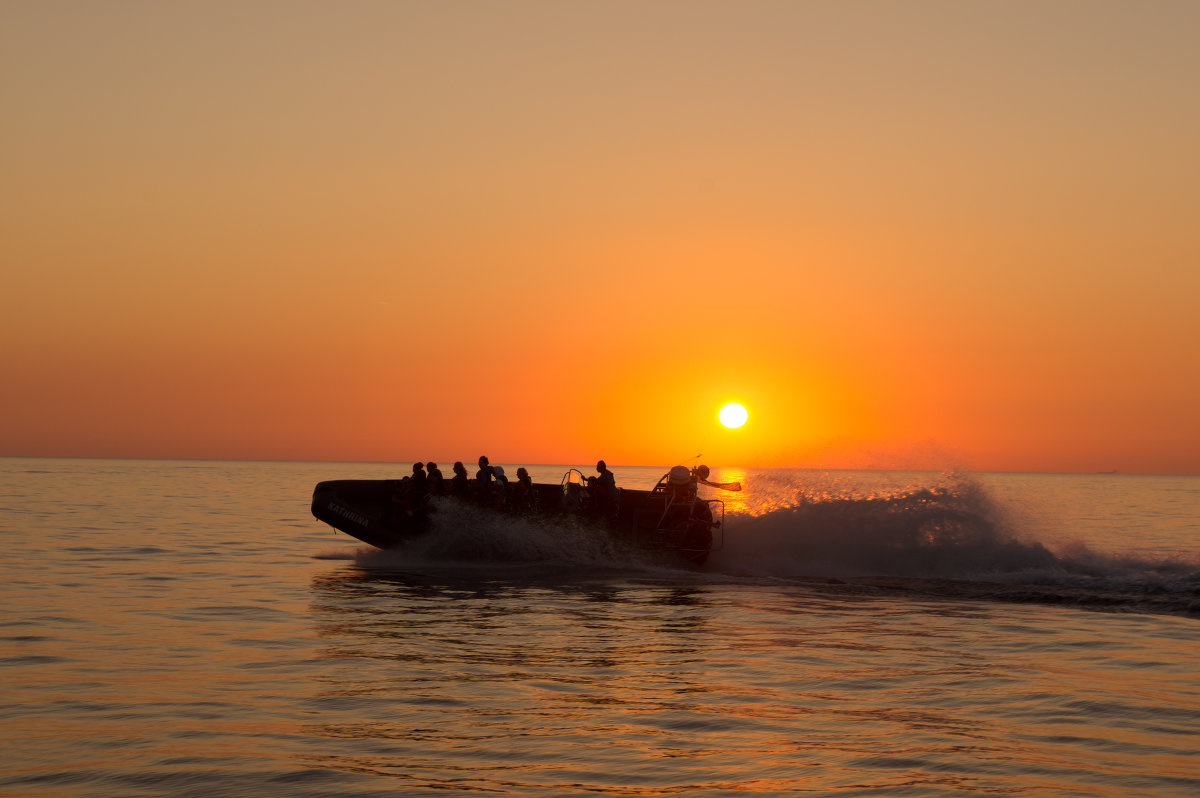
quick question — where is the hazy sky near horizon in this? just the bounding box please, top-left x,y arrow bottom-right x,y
3,1 -> 1198,473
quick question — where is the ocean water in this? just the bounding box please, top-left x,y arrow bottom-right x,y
1,458 -> 1198,797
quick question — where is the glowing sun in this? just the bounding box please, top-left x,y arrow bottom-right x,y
718,402 -> 748,429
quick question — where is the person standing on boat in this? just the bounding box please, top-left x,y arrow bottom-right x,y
594,460 -> 618,519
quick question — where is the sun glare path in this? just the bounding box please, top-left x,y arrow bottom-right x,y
719,402 -> 748,429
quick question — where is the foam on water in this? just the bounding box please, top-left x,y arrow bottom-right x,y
344,471 -> 1200,616
713,475 -> 1058,578
709,473 -> 1200,615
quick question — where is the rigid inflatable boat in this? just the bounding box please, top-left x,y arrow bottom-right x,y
311,465 -> 738,565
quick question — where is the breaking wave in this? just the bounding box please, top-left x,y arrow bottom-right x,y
713,477 -> 1057,579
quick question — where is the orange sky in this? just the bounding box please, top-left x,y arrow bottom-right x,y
2,2 -> 1198,473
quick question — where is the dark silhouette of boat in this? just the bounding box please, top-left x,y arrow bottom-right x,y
311,465 -> 738,565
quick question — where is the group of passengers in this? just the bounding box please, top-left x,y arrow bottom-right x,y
464,455 -> 538,512
389,456 -> 618,521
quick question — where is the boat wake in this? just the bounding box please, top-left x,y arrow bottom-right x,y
709,476 -> 1200,617
339,476 -> 1200,617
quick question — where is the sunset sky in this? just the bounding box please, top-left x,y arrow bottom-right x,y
3,1 -> 1198,473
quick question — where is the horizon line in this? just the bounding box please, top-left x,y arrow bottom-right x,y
0,454 -> 1193,478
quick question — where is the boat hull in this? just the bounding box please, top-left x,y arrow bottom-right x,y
311,480 -> 429,550
311,478 -> 718,564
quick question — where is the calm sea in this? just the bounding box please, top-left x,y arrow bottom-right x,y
1,458 -> 1197,797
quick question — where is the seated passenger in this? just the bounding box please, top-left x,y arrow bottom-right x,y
450,461 -> 470,497
593,460 -> 619,519
407,463 -> 433,516
513,467 -> 535,512
426,462 -> 444,495
476,455 -> 493,489
384,475 -> 413,526
487,463 -> 508,509
491,465 -> 508,487
410,462 -> 428,498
